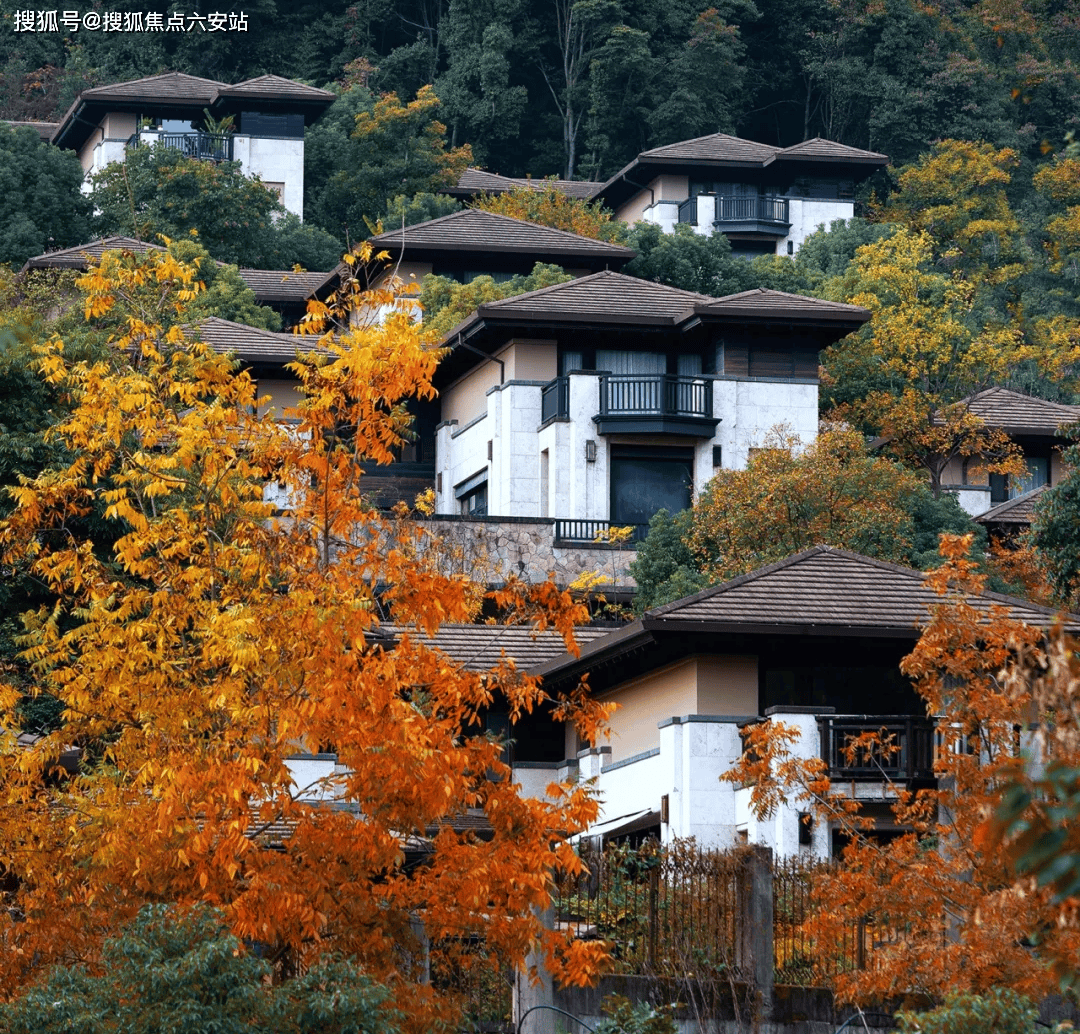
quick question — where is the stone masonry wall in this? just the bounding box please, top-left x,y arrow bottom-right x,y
422,516 -> 638,590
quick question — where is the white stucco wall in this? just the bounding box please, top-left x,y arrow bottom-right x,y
951,486 -> 993,516
232,134 -> 306,218
713,377 -> 819,470
783,198 -> 855,253
629,190 -> 855,256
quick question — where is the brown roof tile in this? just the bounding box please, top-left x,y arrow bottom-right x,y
237,269 -> 332,303
21,236 -> 166,271
2,119 -> 59,142
369,209 -> 634,261
187,316 -> 324,363
974,485 -> 1049,526
697,287 -> 871,323
473,269 -> 712,327
963,388 -> 1080,436
79,71 -> 228,103
776,138 -> 889,164
389,623 -> 612,671
639,132 -> 781,165
215,74 -> 335,102
644,545 -> 1078,633
454,168 -> 600,200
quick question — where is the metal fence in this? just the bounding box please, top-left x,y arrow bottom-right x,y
554,839 -> 744,980
554,841 -> 867,989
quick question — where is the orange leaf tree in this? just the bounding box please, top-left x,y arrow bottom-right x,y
724,534 -> 1080,1002
0,245 -> 609,1028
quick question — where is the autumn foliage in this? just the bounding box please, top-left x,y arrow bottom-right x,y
0,245 -> 609,1027
471,181 -> 628,244
725,535 -> 1080,1002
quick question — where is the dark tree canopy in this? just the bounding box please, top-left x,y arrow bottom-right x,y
90,146 -> 343,270
0,126 -> 93,267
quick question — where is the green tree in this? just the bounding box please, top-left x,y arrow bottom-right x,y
622,223 -> 757,296
382,192 -> 463,230
628,508 -> 706,612
0,125 -> 93,267
89,146 -> 344,270
896,990 -> 1037,1034
0,904 -> 403,1034
305,85 -> 472,243
637,428 -> 989,592
435,0 -> 534,164
1029,431 -> 1080,609
419,262 -> 574,334
166,239 -> 283,331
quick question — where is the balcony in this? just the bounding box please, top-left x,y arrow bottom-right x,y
713,194 -> 790,235
818,715 -> 937,784
553,518 -> 649,546
594,373 -> 718,436
540,376 -> 569,424
128,131 -> 234,162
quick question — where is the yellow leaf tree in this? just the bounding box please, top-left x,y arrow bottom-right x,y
0,246 -> 609,1028
825,227 -> 1030,496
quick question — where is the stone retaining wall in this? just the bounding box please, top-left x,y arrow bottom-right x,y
422,516 -> 638,590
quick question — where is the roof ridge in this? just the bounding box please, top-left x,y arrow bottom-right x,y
189,315 -> 297,341
372,207 -> 634,250
480,269 -> 714,310
642,131 -> 781,157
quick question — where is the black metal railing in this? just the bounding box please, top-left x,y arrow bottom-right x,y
153,131 -> 234,161
599,374 -> 712,419
554,519 -> 649,545
818,715 -> 937,782
540,376 -> 569,423
677,197 -> 698,224
714,194 -> 789,227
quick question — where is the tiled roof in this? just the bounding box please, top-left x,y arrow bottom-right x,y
215,74 -> 335,102
473,269 -> 713,327
697,287 -> 871,323
78,71 -> 228,103
974,485 -> 1049,526
644,545 -> 1077,632
390,623 -> 612,671
369,209 -> 634,260
534,546 -> 1080,681
776,138 -> 890,163
2,119 -> 59,141
454,167 -> 600,200
22,236 -> 166,271
639,132 -> 781,165
237,269 -> 331,303
187,316 -> 323,363
963,388 -> 1080,436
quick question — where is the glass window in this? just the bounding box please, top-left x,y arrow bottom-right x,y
610,447 -> 693,527
459,482 -> 487,516
1010,456 -> 1049,498
596,350 -> 665,375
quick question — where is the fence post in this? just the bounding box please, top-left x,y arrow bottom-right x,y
738,844 -> 774,1021
514,904 -> 556,1034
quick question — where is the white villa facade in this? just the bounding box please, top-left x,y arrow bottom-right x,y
433,273 -> 870,543
48,72 -> 334,218
592,134 -> 889,258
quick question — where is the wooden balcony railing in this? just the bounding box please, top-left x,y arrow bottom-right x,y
130,131 -> 234,161
818,715 -> 937,782
599,374 -> 712,419
541,376 -> 569,423
554,519 -> 649,545
715,194 -> 789,227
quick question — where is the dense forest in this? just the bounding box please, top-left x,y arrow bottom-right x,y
3,0 -> 1079,181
